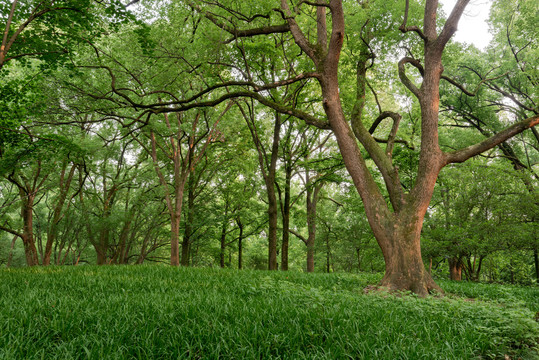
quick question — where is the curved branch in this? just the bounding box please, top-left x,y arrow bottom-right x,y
445,115 -> 539,164
398,57 -> 422,99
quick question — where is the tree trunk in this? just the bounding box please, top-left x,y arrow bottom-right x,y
281,165 -> 291,271
448,257 -> 463,281
171,213 -> 181,266
43,163 -> 76,266
326,233 -> 331,273
181,176 -> 195,267
377,219 -> 442,296
266,115 -> 281,270
220,221 -> 227,268
241,105 -> 281,271
21,193 -> 39,266
237,218 -> 244,270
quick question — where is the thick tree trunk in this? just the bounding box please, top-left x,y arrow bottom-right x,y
267,192 -> 278,270
377,220 -> 442,297
448,257 -> 463,281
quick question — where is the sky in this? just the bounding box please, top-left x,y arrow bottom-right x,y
440,0 -> 493,50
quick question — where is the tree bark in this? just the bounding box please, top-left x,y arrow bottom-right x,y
237,218 -> 244,270
219,205 -> 228,268
181,173 -> 196,267
43,163 -> 76,265
377,219 -> 441,296
20,191 -> 39,266
266,115 -> 281,270
448,257 -> 463,281
281,164 -> 291,270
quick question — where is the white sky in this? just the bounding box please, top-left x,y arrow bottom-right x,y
441,0 -> 493,50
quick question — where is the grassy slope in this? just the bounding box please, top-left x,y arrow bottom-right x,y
0,266 -> 537,359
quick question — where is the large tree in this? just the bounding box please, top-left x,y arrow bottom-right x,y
179,0 -> 538,295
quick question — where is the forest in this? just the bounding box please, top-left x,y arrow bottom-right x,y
1,0 -> 538,358
1,0 -> 538,287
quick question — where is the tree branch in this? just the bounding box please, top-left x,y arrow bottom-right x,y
445,115 -> 539,164
0,224 -> 23,239
289,229 -> 307,245
399,0 -> 427,41
398,57 -> 422,99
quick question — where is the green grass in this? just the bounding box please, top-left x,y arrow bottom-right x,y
0,266 -> 538,359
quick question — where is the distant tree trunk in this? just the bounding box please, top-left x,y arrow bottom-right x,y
325,232 -> 331,273
242,105 -> 281,271
463,255 -> 485,281
237,218 -> 244,270
266,115 -> 281,270
220,219 -> 227,268
181,174 -> 196,267
43,163 -> 76,265
356,248 -> 361,272
281,164 -> 292,271
448,257 -> 463,281
20,191 -> 39,266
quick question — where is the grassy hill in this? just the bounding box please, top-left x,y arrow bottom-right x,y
0,266 -> 537,359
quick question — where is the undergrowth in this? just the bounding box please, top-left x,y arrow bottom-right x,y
0,266 -> 537,359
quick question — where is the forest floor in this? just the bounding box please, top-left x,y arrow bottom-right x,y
0,266 -> 538,359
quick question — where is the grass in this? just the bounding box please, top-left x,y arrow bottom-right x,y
0,266 -> 538,359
